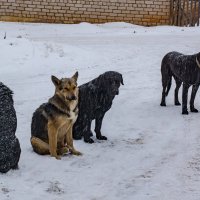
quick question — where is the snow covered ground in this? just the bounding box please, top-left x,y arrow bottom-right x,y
0,21 -> 200,200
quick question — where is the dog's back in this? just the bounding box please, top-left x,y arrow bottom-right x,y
0,83 -> 21,173
162,51 -> 199,83
31,103 -> 49,143
31,102 -> 68,142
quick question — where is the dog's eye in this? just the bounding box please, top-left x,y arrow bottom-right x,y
73,86 -> 76,90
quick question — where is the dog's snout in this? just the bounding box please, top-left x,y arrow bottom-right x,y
112,89 -> 119,95
71,96 -> 77,100
67,95 -> 77,101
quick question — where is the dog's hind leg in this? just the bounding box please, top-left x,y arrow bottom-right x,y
190,84 -> 199,113
160,82 -> 167,106
182,83 -> 190,115
95,114 -> 107,140
31,136 -> 49,155
160,65 -> 172,106
174,76 -> 182,106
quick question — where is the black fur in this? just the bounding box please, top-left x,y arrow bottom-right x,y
160,51 -> 200,114
0,83 -> 21,173
73,71 -> 124,143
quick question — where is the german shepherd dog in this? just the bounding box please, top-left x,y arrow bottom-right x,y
31,72 -> 82,159
73,71 -> 124,143
160,51 -> 200,114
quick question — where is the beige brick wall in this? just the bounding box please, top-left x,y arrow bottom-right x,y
0,0 -> 170,26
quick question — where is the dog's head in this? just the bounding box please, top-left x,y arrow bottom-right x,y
51,72 -> 79,101
99,71 -> 124,96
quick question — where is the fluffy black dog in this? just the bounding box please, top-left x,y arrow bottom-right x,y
0,83 -> 21,173
160,51 -> 200,114
73,71 -> 124,143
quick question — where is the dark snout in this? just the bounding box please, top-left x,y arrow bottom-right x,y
112,88 -> 119,95
67,95 -> 77,101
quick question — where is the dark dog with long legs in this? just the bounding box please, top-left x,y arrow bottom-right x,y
73,71 -> 124,143
160,51 -> 200,114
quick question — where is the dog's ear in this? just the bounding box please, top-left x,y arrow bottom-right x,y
51,75 -> 60,87
120,74 -> 124,85
72,71 -> 78,82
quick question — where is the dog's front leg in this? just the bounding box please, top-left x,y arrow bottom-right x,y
66,125 -> 82,156
83,120 -> 94,143
48,122 -> 60,159
95,114 -> 107,140
190,84 -> 199,113
182,83 -> 190,115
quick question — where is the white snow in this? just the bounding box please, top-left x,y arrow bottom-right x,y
0,21 -> 200,200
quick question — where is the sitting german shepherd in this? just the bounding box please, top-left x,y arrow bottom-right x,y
31,72 -> 82,159
160,51 -> 200,114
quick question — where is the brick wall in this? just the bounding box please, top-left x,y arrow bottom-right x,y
0,0 -> 170,26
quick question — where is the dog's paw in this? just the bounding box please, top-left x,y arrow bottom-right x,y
84,138 -> 94,144
190,107 -> 198,113
73,151 -> 83,156
175,102 -> 181,106
50,153 -> 61,160
58,147 -> 69,155
97,135 -> 107,140
55,155 -> 61,160
160,102 -> 166,106
182,110 -> 189,115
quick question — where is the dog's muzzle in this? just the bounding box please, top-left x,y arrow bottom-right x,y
113,89 -> 119,95
67,96 -> 77,101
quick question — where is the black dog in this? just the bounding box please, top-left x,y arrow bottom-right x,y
0,83 -> 21,173
160,51 -> 200,114
73,71 -> 124,143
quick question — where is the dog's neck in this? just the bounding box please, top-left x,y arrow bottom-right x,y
49,94 -> 72,115
196,56 -> 200,69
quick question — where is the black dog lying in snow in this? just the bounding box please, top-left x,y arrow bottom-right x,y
0,83 -> 21,173
73,71 -> 124,143
160,51 -> 200,114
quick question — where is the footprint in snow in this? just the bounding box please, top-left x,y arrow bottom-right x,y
46,181 -> 64,195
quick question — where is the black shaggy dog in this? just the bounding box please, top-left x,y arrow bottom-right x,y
0,83 -> 21,173
160,51 -> 200,114
73,71 -> 124,143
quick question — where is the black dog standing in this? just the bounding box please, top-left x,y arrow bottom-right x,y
160,51 -> 200,114
0,83 -> 21,173
73,71 -> 124,143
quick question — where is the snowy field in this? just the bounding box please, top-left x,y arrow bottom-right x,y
0,21 -> 200,200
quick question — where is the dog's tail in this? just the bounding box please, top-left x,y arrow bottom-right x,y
165,76 -> 172,96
